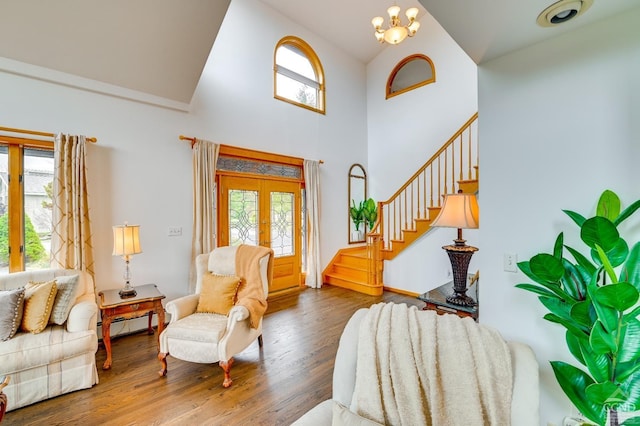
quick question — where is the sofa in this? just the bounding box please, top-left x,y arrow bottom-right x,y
0,269 -> 99,412
292,307 -> 540,425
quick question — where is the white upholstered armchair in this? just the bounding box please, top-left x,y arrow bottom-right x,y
158,245 -> 273,387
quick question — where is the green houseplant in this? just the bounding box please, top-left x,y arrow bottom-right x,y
362,198 -> 378,231
516,190 -> 640,426
350,200 -> 365,235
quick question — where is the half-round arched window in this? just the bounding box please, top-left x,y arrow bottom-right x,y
386,54 -> 435,99
274,36 -> 325,114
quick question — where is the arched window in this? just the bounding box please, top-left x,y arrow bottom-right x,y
274,36 -> 325,114
386,54 -> 435,99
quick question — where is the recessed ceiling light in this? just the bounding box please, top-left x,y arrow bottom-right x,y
537,0 -> 593,27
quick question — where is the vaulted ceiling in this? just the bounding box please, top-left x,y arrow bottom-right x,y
0,0 -> 638,107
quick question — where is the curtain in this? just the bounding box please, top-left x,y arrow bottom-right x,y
190,139 -> 219,291
303,159 -> 322,288
51,134 -> 95,279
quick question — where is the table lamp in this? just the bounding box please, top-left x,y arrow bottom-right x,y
430,192 -> 479,306
112,223 -> 142,298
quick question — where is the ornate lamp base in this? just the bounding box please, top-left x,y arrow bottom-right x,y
443,240 -> 478,307
119,282 -> 137,298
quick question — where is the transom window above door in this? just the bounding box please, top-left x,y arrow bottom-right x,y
274,36 -> 325,114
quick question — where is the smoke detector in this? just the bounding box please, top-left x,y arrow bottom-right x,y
537,0 -> 593,27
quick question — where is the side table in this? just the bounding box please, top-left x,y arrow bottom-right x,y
417,277 -> 478,321
98,284 -> 166,370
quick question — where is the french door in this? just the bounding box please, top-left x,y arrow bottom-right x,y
218,175 -> 302,293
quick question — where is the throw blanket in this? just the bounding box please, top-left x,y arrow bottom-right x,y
351,303 -> 513,426
235,245 -> 273,329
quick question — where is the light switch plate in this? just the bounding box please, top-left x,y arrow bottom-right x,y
504,253 -> 518,272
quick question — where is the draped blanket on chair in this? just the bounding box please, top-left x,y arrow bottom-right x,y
351,303 -> 513,426
235,245 -> 273,329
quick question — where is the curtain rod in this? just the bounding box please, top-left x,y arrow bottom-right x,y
179,134 -> 324,164
0,126 -> 98,143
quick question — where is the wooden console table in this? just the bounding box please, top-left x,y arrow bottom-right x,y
417,277 -> 478,321
98,284 -> 166,370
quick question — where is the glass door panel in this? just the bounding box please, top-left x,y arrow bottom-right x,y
228,189 -> 259,246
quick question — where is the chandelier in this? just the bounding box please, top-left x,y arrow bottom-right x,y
371,6 -> 420,45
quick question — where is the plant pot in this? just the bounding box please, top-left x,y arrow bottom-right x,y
351,230 -> 363,241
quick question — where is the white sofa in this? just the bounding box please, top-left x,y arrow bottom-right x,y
292,308 -> 540,426
0,269 -> 99,411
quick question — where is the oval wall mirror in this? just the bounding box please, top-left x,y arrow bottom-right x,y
348,164 -> 367,244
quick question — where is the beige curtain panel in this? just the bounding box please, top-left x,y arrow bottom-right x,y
190,139 -> 220,291
303,159 -> 322,288
51,134 -> 95,279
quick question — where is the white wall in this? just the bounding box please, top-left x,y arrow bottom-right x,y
479,9 -> 640,424
366,10 -> 478,293
0,0 -> 367,331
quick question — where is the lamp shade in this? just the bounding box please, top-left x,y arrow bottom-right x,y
112,224 -> 142,256
431,193 -> 479,229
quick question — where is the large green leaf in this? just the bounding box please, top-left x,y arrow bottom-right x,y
594,282 -> 639,312
566,245 -> 597,276
531,253 -> 565,283
619,370 -> 640,413
515,283 -> 561,299
621,416 -> 640,426
586,382 -> 626,407
591,239 -> 630,269
618,319 -> 640,364
581,217 -> 620,252
540,296 -> 575,321
614,198 -> 640,226
597,190 -> 621,221
554,232 -> 564,259
588,271 -> 619,332
590,320 -> 617,354
551,361 -> 606,425
564,209 -> 587,227
545,313 -> 590,337
518,261 -> 547,285
576,332 -> 611,383
563,260 -> 589,301
595,244 -> 620,284
616,360 -> 640,383
567,331 -> 587,365
570,300 -> 595,328
620,242 -> 640,293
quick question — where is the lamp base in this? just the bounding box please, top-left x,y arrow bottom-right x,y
119,287 -> 137,299
442,241 -> 478,307
446,292 -> 476,307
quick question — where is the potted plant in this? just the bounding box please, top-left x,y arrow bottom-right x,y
350,199 -> 364,240
516,190 -> 640,426
362,198 -> 378,231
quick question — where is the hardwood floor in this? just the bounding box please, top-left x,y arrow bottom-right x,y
6,285 -> 421,426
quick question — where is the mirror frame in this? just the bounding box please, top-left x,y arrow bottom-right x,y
348,164 -> 367,244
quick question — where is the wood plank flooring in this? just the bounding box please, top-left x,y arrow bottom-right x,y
5,285 -> 421,426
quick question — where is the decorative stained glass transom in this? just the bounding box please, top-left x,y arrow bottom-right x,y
217,156 -> 301,180
270,191 -> 294,257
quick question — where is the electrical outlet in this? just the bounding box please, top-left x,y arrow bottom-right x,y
168,226 -> 182,237
504,253 -> 518,272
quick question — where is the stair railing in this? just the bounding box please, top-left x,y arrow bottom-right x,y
367,113 -> 479,286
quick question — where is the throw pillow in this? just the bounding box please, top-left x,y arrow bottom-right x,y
196,274 -> 241,315
49,274 -> 80,325
21,280 -> 58,334
332,402 -> 384,426
0,287 -> 25,341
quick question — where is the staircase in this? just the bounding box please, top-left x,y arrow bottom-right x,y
323,113 -> 479,295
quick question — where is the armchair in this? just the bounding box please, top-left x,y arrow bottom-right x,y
158,245 -> 273,387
